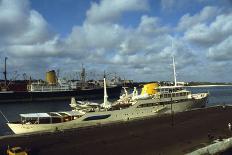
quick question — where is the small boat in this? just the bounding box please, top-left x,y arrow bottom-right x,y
7,58 -> 208,134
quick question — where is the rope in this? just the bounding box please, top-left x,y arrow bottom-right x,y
0,110 -> 9,123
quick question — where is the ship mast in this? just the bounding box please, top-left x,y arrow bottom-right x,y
3,57 -> 8,88
80,64 -> 86,89
103,71 -> 108,107
172,40 -> 177,87
101,71 -> 111,109
172,57 -> 177,87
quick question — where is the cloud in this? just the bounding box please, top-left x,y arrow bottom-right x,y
0,0 -> 60,79
0,0 -> 29,43
67,15 -> 171,60
161,0 -> 175,10
64,10 -> 202,82
138,15 -> 170,35
86,0 -> 149,24
0,0 -> 57,72
0,0 -> 54,45
5,36 -> 62,58
184,11 -> 232,47
1,0 -> 232,82
66,23 -> 126,50
207,35 -> 232,61
118,15 -> 170,55
16,10 -> 54,44
173,5 -> 232,82
177,6 -> 220,31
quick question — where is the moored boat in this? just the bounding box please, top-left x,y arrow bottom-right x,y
0,85 -> 122,103
0,66 -> 122,103
7,82 -> 208,134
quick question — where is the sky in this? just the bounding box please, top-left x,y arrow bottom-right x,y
0,0 -> 232,82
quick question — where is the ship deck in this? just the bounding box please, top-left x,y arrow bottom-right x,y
1,105 -> 232,155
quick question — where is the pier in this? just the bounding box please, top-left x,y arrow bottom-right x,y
1,105 -> 232,154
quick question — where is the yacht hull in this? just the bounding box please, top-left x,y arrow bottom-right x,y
7,94 -> 208,134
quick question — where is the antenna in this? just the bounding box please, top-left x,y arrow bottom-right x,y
172,56 -> 177,86
171,39 -> 177,86
103,76 -> 108,105
80,64 -> 86,89
0,110 -> 9,123
57,69 -> 60,79
102,70 -> 110,109
3,57 -> 8,88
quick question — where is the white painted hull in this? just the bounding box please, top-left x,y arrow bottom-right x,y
7,94 -> 208,134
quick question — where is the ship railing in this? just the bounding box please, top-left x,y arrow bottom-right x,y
29,86 -> 71,92
19,111 -> 82,124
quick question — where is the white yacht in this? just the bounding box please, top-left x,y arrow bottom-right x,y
7,58 -> 209,134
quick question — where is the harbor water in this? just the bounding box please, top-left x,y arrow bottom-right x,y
0,86 -> 232,136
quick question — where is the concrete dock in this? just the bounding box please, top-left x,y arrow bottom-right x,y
1,105 -> 232,155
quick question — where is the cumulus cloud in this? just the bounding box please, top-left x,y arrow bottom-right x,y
67,23 -> 126,50
54,7 -> 202,82
1,0 -> 231,82
0,0 -> 54,45
15,10 -> 54,45
0,0 -> 60,79
0,0 -> 29,43
176,5 -> 232,82
5,36 -> 62,58
117,15 -> 170,55
0,0 -> 200,81
184,11 -> 232,47
177,6 -> 220,31
207,36 -> 232,61
86,0 -> 149,24
138,15 -> 169,35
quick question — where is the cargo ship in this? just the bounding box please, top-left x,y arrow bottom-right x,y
0,58 -> 122,103
0,85 -> 122,103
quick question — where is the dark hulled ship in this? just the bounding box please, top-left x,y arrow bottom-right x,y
0,60 -> 122,103
0,84 -> 122,103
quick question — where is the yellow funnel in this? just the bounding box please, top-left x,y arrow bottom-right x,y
141,83 -> 159,95
46,70 -> 57,84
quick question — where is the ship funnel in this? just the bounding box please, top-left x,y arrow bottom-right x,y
46,70 -> 57,85
70,97 -> 77,108
141,83 -> 159,95
71,97 -> 76,105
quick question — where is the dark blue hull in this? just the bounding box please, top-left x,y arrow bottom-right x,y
0,86 -> 122,103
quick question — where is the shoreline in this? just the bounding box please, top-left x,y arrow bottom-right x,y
186,85 -> 232,88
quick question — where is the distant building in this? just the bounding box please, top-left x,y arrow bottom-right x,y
177,82 -> 188,86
